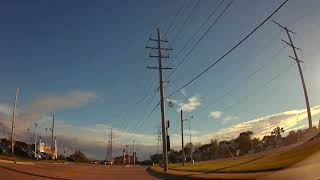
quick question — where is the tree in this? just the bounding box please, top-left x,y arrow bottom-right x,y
168,150 -> 180,163
271,127 -> 285,146
262,135 -> 276,149
184,143 -> 193,161
271,127 -> 285,139
69,150 -> 89,163
235,131 -> 253,155
209,139 -> 218,159
150,153 -> 162,164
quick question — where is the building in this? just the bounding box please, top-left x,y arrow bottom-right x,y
113,155 -> 137,165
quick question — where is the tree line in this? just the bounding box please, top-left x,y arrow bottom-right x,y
151,126 -> 315,164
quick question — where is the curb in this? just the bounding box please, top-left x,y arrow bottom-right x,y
0,159 -> 34,165
148,166 -> 258,180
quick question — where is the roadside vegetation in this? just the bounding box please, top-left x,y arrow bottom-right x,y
150,126 -> 320,173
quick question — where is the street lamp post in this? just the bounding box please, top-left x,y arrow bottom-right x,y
27,128 -> 30,156
0,122 -> 2,143
34,123 -> 38,159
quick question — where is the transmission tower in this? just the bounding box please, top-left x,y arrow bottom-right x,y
273,20 -> 312,128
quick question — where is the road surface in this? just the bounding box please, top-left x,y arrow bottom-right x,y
0,161 -> 159,180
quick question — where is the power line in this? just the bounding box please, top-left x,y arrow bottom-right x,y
164,0 -> 188,36
170,0 -> 201,45
194,63 -> 294,126
167,0 -> 234,80
127,101 -> 159,143
167,0 -> 289,98
193,40 -> 286,117
125,90 -> 158,137
221,63 -> 294,113
166,0 -> 225,71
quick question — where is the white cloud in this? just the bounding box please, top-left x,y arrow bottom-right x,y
224,115 -> 239,121
209,111 -> 222,119
3,91 -> 320,161
16,90 -> 97,125
193,106 -> 320,144
28,90 -> 97,112
178,96 -> 200,112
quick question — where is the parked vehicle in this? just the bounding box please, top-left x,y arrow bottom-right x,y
0,143 -> 9,155
91,160 -> 98,164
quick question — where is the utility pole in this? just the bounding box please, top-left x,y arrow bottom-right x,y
107,128 -> 113,161
105,129 -> 108,161
133,139 -> 135,165
45,128 -> 48,146
51,114 -> 55,155
11,87 -> 19,156
273,20 -> 312,128
146,28 -> 172,172
27,128 -> 30,157
39,136 -> 42,154
0,122 -> 2,142
64,145 -> 66,161
180,110 -> 185,166
110,128 -> 112,161
126,144 -> 130,165
54,136 -> 57,159
34,123 -> 38,158
296,113 -> 300,142
123,147 -> 125,165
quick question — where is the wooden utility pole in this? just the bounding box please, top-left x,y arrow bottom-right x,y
273,20 -> 312,128
123,147 -> 125,165
11,87 -> 19,156
180,110 -> 185,166
27,128 -> 30,156
146,28 -> 172,172
45,128 -> 48,146
133,139 -> 135,165
0,122 -> 3,142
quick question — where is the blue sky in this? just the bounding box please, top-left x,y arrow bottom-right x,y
1,0 -> 320,159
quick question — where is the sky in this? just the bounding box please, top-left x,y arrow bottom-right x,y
0,0 -> 320,160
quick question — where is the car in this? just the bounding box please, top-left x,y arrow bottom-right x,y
15,146 -> 30,157
91,160 -> 98,164
105,160 -> 113,165
0,143 -> 9,155
34,153 -> 42,159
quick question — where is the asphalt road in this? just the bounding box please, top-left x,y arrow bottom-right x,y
0,162 -> 160,180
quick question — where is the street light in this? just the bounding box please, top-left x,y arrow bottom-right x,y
27,128 -> 30,156
34,123 -> 38,159
0,122 -> 2,143
133,140 -> 136,165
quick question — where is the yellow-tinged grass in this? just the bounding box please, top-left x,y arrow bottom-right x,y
169,139 -> 320,173
218,139 -> 320,173
169,156 -> 259,173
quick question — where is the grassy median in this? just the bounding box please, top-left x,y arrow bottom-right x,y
168,139 -> 320,173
